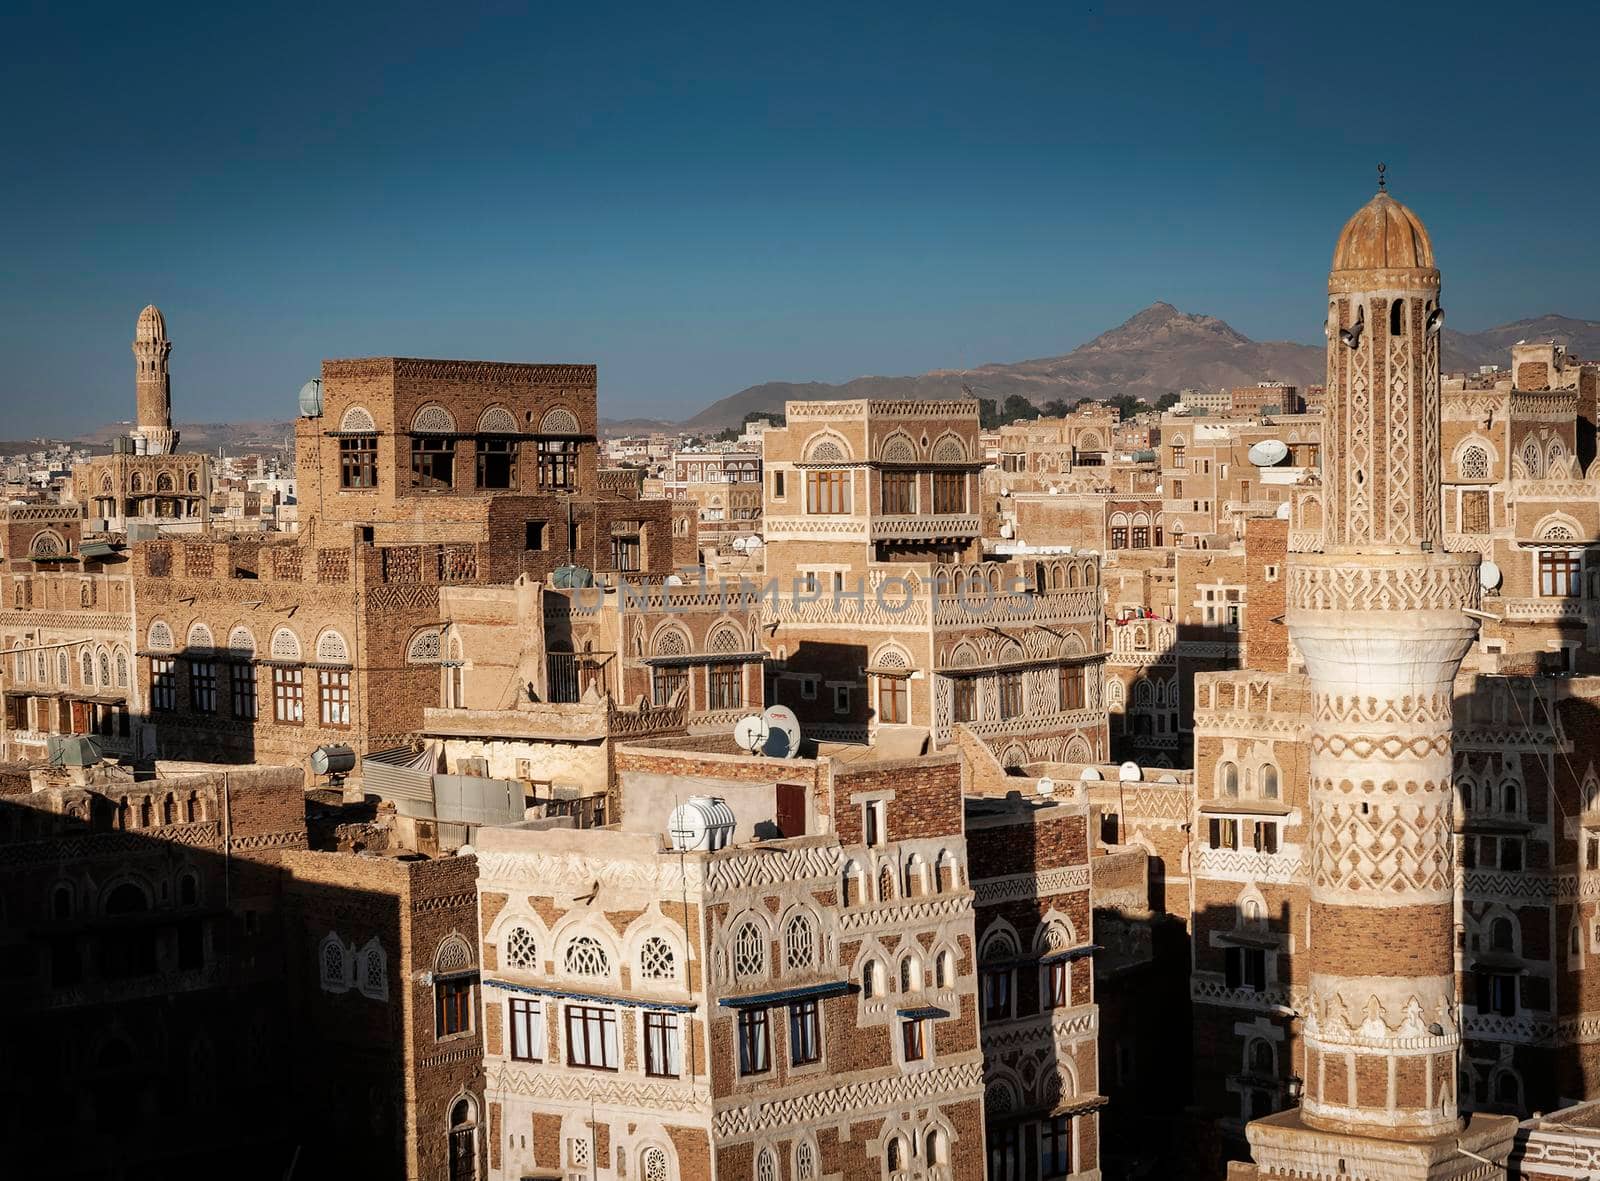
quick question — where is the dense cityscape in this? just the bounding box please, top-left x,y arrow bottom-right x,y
4,179 -> 1600,1181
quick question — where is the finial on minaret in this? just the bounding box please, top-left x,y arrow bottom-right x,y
1377,161 -> 1387,191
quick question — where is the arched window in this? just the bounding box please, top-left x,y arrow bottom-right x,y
477,406 -> 519,434
319,934 -> 348,991
754,1147 -> 776,1181
52,883 -> 73,921
1260,764 -> 1279,800
1220,761 -> 1239,797
1521,437 -> 1543,478
734,922 -> 765,978
270,628 -> 301,661
156,472 -> 174,492
878,864 -> 895,903
147,619 -> 174,651
178,872 -> 198,907
641,1147 -> 671,1181
1461,445 -> 1489,480
81,649 -> 94,684
407,629 -> 442,663
187,471 -> 199,492
562,935 -> 609,978
900,954 -> 920,992
903,854 -> 926,898
886,1135 -> 906,1171
1489,916 -> 1515,953
448,1097 -> 478,1181
639,935 -> 675,981
926,1128 -> 947,1166
784,913 -> 815,971
57,650 -> 68,684
842,859 -> 863,907
936,949 -> 954,988
1503,783 -> 1520,815
1247,1038 -> 1275,1075
316,630 -> 349,663
504,926 -> 538,970
1494,1070 -> 1522,1107
538,406 -> 580,436
794,1140 -> 817,1180
360,939 -> 387,999
412,404 -> 458,434
863,959 -> 881,998
79,582 -> 92,607
339,405 -> 377,433
115,649 -> 129,687
104,881 -> 149,915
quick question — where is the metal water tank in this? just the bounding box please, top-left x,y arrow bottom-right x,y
311,744 -> 356,776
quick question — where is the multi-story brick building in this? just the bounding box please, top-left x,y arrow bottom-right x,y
661,447 -> 763,557
282,846 -> 485,1179
963,739 -> 1104,1179
761,399 -> 1109,765
474,737 -> 993,1181
0,504 -> 138,761
0,763 -> 308,1174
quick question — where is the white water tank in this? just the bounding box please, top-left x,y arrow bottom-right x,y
668,796 -> 736,852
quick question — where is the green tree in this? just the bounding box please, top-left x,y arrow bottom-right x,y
1002,394 -> 1040,423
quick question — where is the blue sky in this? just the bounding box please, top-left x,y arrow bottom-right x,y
4,0 -> 1598,435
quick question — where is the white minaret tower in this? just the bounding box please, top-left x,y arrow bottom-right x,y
131,304 -> 178,455
1238,173 -> 1518,1179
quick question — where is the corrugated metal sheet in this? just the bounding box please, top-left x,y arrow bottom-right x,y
361,744 -> 436,811
433,774 -> 525,826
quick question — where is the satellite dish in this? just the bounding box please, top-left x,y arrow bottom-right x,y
761,705 -> 802,759
999,522 -> 1015,539
1480,560 -> 1502,591
744,536 -> 763,549
732,537 -> 748,552
1000,487 -> 1011,498
1035,776 -> 1056,798
1118,760 -> 1142,782
734,714 -> 769,754
297,378 -> 324,418
1275,501 -> 1291,520
665,574 -> 684,586
1158,773 -> 1179,784
1248,439 -> 1289,467
1079,767 -> 1103,781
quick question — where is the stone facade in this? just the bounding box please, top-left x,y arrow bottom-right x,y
474,742 -> 995,1181
761,399 -> 1108,764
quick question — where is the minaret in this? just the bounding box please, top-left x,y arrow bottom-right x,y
1239,180 -> 1517,1177
131,304 -> 177,455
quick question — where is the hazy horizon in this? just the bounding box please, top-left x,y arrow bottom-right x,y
5,0 -> 1599,436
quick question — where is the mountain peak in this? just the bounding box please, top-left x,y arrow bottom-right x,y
1084,302 -> 1251,352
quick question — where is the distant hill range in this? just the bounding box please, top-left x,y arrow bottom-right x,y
75,420 -> 293,454
680,303 -> 1600,431
72,308 -> 1600,444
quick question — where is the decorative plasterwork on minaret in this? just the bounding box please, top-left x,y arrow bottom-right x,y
131,304 -> 178,455
1240,181 -> 1517,1180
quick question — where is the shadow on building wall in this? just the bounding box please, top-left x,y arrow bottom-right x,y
0,791 -> 483,1181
